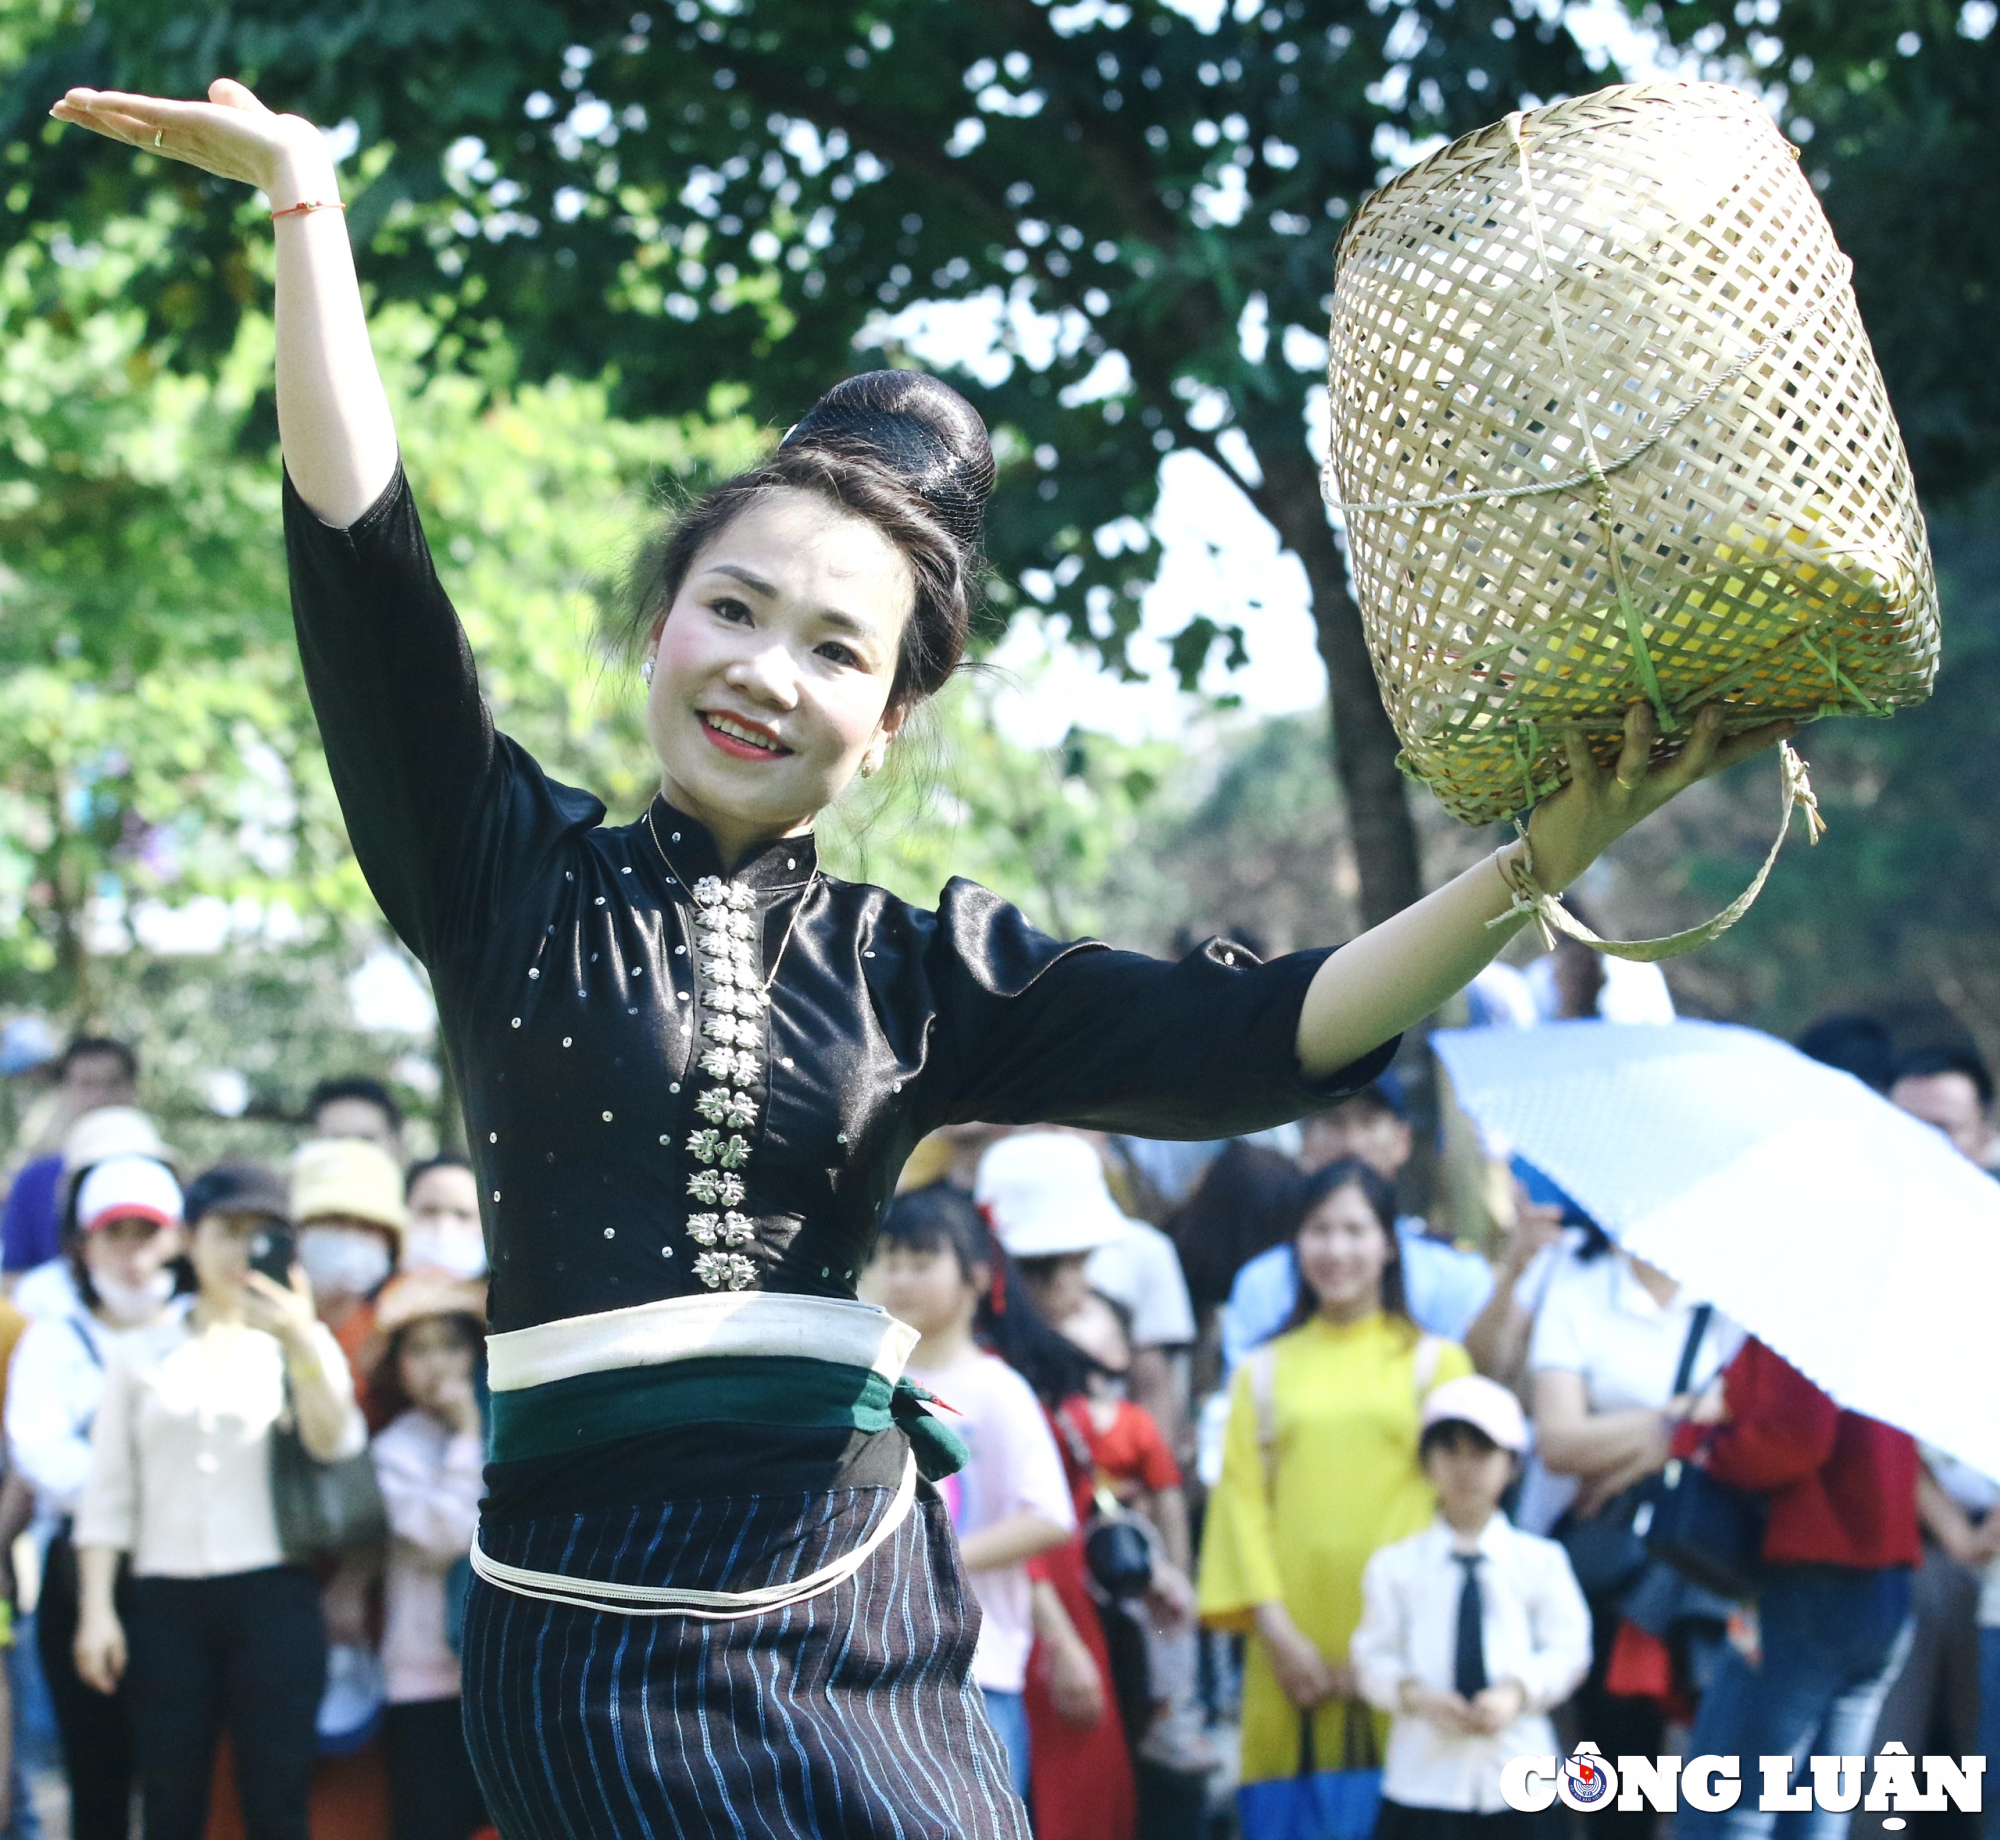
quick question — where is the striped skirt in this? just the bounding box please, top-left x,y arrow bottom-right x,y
461,1479 -> 1030,1839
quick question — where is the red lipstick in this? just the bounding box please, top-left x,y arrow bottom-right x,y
700,711 -> 791,760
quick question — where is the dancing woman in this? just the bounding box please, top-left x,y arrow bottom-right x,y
51,78 -> 1789,1839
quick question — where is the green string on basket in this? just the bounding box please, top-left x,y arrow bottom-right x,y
1505,112 -> 1678,738
1797,630 -> 1883,718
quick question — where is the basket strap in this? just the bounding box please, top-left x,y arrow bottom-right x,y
1491,740 -> 1825,962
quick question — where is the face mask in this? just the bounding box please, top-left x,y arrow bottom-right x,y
402,1225 -> 488,1281
92,1268 -> 174,1326
298,1226 -> 394,1300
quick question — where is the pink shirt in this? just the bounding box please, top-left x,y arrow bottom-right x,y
907,1349 -> 1074,1694
371,1410 -> 484,1704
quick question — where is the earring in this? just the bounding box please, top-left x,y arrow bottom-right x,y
860,744 -> 887,779
640,657 -> 655,686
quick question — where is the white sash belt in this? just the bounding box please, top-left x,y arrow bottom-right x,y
485,1290 -> 920,1394
468,1452 -> 918,1621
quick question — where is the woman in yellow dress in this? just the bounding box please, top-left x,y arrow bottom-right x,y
1200,1156 -> 1472,1786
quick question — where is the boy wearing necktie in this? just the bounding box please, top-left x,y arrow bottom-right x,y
1352,1376 -> 1592,1840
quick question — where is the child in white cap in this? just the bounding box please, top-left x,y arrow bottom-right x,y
1351,1374 -> 1591,1840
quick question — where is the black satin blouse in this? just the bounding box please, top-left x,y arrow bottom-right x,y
283,466 -> 1393,1500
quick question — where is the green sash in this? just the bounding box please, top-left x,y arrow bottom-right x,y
488,1353 -> 969,1480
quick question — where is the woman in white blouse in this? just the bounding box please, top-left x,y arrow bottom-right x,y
72,1163 -> 366,1840
4,1153 -> 187,1840
1528,1228 -> 1739,1839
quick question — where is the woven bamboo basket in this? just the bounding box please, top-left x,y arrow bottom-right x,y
1324,82 -> 1938,832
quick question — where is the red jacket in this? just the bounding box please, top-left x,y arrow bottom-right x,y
1678,1338 -> 1920,1571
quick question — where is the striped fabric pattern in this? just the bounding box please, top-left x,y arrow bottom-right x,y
462,1483 -> 1030,1838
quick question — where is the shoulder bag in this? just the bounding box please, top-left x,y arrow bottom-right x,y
1641,1305 -> 1764,1599
1554,1301 -> 1717,1601
269,1371 -> 388,1563
1555,1302 -> 1763,1605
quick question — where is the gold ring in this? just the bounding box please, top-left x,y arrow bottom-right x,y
153,128 -> 164,149
1614,773 -> 1642,791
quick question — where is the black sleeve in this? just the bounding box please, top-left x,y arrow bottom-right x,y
921,879 -> 1398,1140
283,465 -> 604,965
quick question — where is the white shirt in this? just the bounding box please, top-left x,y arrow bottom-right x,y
12,1259 -> 80,1323
1351,1515 -> 1593,1812
1920,1444 -> 2000,1627
373,1410 -> 484,1704
1524,954 -> 1678,1025
1088,1217 -> 1196,1349
6,1302 -> 187,1518
1528,1250 -> 1741,1414
907,1349 -> 1075,1694
1519,1250 -> 1743,1534
75,1315 -> 365,1578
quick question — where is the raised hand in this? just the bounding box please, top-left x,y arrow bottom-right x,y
56,75 -> 393,526
50,77 -> 332,205
1525,701 -> 1798,894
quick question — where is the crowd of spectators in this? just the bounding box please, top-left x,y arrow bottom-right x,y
0,1054 -> 490,1840
0,981 -> 1989,1840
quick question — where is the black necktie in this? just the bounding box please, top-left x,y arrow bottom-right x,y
1453,1553 -> 1488,1698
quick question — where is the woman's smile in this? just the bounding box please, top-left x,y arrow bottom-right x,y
700,710 -> 793,760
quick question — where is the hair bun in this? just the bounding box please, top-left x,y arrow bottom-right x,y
779,370 -> 994,555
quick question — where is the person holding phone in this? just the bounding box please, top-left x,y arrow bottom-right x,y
71,1163 -> 365,1840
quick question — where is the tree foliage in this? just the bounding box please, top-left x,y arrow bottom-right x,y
0,178 -> 764,1036
1597,503 -> 2000,1063
6,0 -> 1997,1095
1633,0 -> 2000,505
1,0 -> 1601,921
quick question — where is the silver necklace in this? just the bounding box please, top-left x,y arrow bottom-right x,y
643,806 -> 817,995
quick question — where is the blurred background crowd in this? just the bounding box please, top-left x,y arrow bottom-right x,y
0,945 -> 1990,1840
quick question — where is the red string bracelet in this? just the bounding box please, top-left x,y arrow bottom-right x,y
269,199 -> 346,222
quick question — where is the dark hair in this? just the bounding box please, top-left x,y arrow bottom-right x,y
1165,1140 -> 1305,1310
1894,1045 -> 1995,1111
877,1182 -> 993,1281
307,1075 -> 404,1134
1300,1074 -> 1407,1137
65,1157 -> 197,1316
59,1036 -> 137,1082
621,370 -> 994,711
876,1185 -> 1100,1407
1273,1155 -> 1411,1338
1419,1417 -> 1506,1463
1795,1014 -> 1896,1093
372,1311 -> 486,1425
64,1225 -> 193,1317
406,1152 -> 473,1200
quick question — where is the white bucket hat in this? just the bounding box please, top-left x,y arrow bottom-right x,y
973,1132 -> 1130,1260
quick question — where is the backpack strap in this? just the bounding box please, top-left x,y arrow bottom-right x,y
1249,1344 -> 1279,1500
69,1312 -> 105,1370
1412,1330 -> 1446,1404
